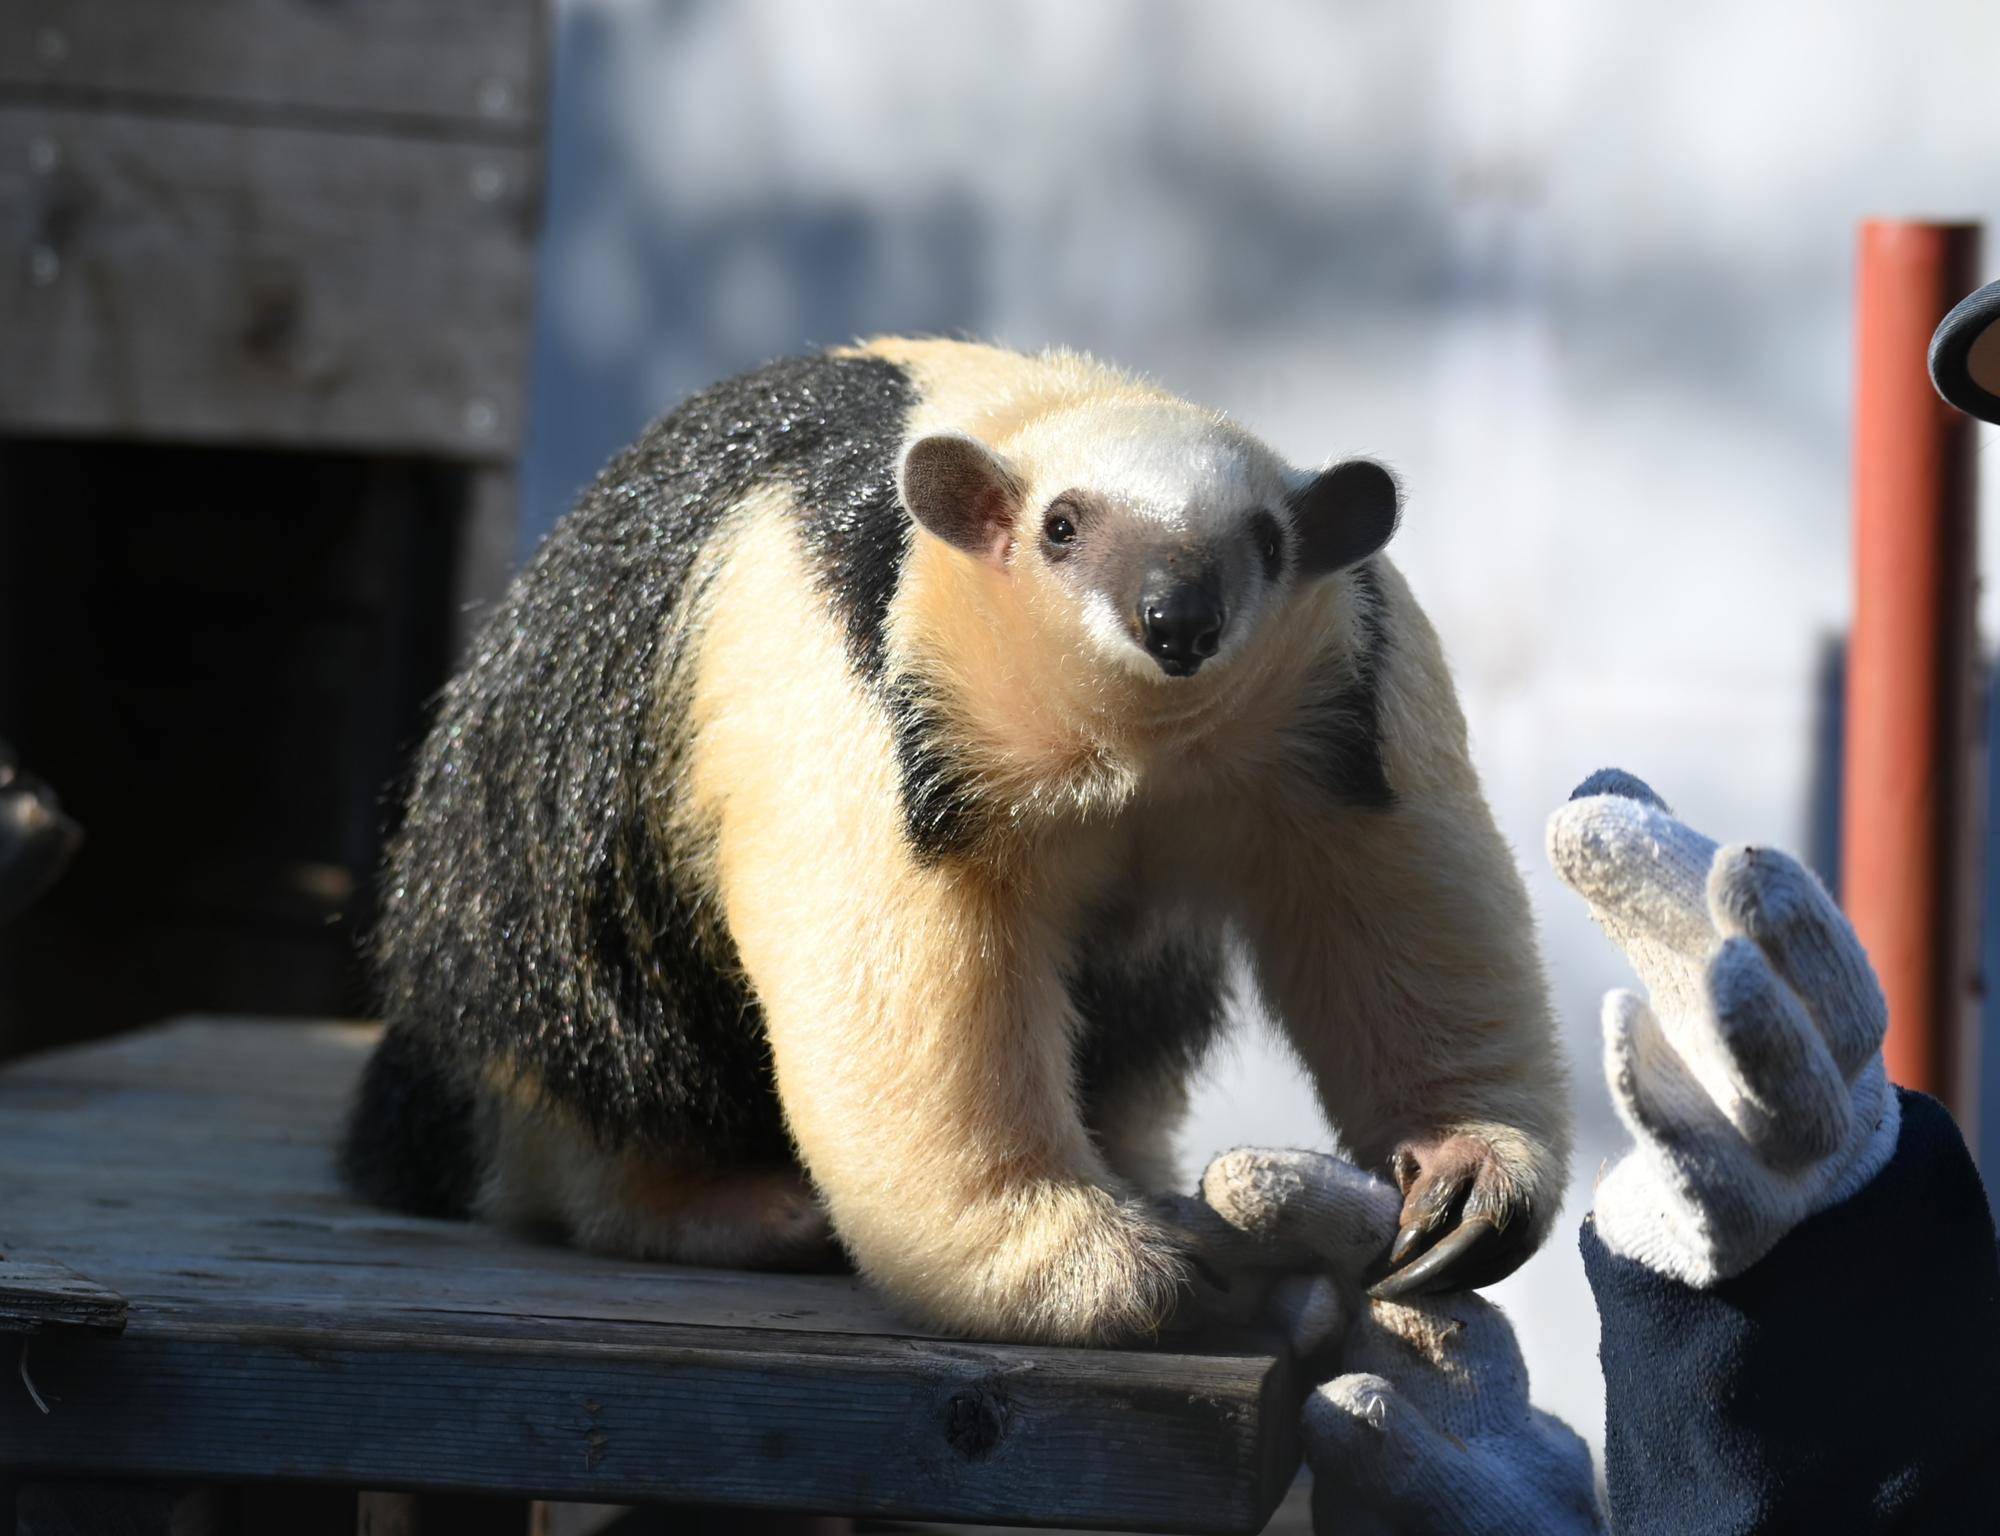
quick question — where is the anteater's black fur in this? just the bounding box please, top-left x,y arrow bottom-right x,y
1068,933 -> 1231,1126
340,1024 -> 482,1218
1295,560 -> 1395,809
346,353 -> 923,1214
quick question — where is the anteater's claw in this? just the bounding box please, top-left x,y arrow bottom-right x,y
1368,1215 -> 1506,1300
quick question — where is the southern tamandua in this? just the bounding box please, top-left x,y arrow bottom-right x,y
343,338 -> 1570,1344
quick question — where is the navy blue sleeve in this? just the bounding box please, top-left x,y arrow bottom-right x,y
1581,1089 -> 2000,1533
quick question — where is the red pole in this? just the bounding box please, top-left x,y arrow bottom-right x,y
1844,219 -> 1982,1128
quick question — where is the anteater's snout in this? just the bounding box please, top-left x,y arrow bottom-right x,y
1138,580 -> 1225,677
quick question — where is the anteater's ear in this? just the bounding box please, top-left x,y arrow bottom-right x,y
1289,459 -> 1401,577
900,434 -> 1023,567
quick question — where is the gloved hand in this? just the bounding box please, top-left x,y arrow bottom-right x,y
1547,769 -> 1899,1286
1195,1147 -> 1602,1536
1168,1147 -> 1402,1352
1304,1295 -> 1603,1536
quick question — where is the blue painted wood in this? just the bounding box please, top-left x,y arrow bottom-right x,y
0,1019 -> 1297,1533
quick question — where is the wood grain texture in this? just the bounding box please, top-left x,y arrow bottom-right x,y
0,0 -> 549,138
0,106 -> 536,458
355,1493 -> 419,1536
0,1257 -> 124,1335
896,1480 -> 1314,1536
0,1021 -> 1299,1532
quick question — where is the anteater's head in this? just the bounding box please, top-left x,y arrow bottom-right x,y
899,398 -> 1398,683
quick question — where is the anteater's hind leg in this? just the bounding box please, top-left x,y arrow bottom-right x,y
478,1093 -> 839,1271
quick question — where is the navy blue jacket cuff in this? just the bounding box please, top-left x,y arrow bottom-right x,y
1581,1088 -> 2000,1533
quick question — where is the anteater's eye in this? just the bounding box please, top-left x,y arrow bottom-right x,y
1044,511 -> 1077,545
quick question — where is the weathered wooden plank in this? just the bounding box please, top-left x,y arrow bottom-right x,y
0,1021 -> 1301,1531
529,1502 -> 625,1536
0,106 -> 536,458
905,1481 -> 1315,1536
0,1022 -> 925,1340
0,0 -> 549,138
354,1493 -> 417,1536
0,1306 -> 1291,1533
0,1256 -> 124,1334
358,1491 -> 541,1536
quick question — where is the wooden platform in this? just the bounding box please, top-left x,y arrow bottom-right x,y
0,1020 -> 1298,1532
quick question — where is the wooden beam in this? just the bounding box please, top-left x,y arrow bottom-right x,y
0,0 -> 549,140
355,1493 -> 417,1536
0,1256 -> 124,1335
1,1308 -> 1292,1534
0,1020 -> 1300,1534
0,105 -> 537,459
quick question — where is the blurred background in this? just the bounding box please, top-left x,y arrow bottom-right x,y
6,0 -> 1999,1466
521,0 -> 2000,1451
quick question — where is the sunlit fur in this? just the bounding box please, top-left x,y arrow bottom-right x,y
698,341 -> 1563,1338
478,1063 -> 834,1267
879,337 -> 1307,684
363,338 -> 1569,1345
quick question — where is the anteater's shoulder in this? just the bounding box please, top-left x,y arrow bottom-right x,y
566,349 -> 920,548
845,336 -> 1174,443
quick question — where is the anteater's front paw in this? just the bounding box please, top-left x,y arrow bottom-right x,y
1011,1197 -> 1252,1346
1369,1132 -> 1539,1300
1061,1205 -> 1219,1345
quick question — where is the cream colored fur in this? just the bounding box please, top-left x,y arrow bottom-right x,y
1239,565 -> 1568,1227
490,340 -> 1567,1344
474,1067 -> 835,1268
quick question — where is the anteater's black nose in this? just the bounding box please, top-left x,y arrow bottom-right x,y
1138,583 -> 1225,677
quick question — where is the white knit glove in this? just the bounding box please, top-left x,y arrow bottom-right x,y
1195,1149 -> 1602,1536
1304,1296 -> 1603,1536
1176,1147 -> 1404,1353
1547,769 -> 1900,1287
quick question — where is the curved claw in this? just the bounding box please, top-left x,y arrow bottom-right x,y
1388,1220 -> 1430,1268
1367,1215 -> 1526,1300
1382,1135 -> 1481,1273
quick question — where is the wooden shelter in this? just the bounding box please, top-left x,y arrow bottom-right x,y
0,0 -> 549,1059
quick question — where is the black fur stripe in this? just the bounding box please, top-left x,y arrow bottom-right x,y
1067,932 -> 1230,1120
757,357 -> 920,678
365,351 -> 990,1174
371,354 -> 929,1160
727,354 -> 990,861
886,677 -> 989,862
1294,560 -> 1395,809
340,1024 -> 480,1218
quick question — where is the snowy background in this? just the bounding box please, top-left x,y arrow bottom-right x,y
518,0 -> 2000,1456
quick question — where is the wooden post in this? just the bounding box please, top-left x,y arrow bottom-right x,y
1843,219 -> 1983,1127
355,1493 -> 417,1536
